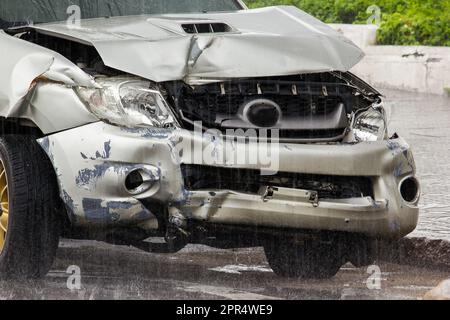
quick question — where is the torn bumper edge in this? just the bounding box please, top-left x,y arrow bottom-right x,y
37,122 -> 419,238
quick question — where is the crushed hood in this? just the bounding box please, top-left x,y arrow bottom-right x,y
29,6 -> 365,84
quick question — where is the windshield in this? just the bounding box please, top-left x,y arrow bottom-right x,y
0,0 -> 243,28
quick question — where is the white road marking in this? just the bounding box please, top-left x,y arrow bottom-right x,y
208,264 -> 273,275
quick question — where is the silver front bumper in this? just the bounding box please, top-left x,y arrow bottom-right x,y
38,122 -> 419,239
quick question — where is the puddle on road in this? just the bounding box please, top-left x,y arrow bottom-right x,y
385,90 -> 450,241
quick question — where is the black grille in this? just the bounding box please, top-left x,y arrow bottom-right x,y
165,75 -> 356,141
180,93 -> 342,124
182,165 -> 373,200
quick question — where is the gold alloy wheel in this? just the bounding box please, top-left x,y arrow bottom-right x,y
0,159 -> 8,252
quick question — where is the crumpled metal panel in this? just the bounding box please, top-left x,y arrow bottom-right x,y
30,6 -> 365,84
20,83 -> 99,133
0,30 -> 97,119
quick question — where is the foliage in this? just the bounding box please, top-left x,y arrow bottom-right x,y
244,0 -> 450,46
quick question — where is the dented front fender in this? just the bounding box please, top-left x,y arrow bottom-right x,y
0,31 -> 98,133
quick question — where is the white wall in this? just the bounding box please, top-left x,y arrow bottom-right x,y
329,24 -> 378,48
329,24 -> 450,95
352,46 -> 450,95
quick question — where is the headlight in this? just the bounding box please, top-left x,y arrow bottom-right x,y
351,104 -> 387,142
75,77 -> 176,128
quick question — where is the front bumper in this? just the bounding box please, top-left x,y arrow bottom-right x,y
38,122 -> 419,239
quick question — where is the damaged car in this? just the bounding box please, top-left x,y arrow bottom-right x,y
0,0 -> 420,279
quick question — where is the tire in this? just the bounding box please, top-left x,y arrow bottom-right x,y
347,238 -> 378,268
0,135 -> 61,279
264,237 -> 344,279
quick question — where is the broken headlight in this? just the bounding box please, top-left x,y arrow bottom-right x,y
76,78 -> 176,128
351,104 -> 388,142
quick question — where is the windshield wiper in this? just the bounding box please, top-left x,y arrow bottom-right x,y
0,18 -> 32,29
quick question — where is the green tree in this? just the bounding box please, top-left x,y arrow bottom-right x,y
244,0 -> 450,46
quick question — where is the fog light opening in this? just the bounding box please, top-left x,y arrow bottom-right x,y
400,177 -> 420,203
125,170 -> 145,194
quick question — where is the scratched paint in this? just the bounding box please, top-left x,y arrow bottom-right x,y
76,163 -> 112,188
387,140 -> 410,155
81,198 -> 154,223
121,127 -> 174,139
82,198 -> 113,222
79,141 -> 112,161
62,190 -> 77,215
94,141 -> 112,160
76,162 -> 152,188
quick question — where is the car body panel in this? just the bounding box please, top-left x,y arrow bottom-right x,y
37,122 -> 419,238
28,6 -> 364,84
0,30 -> 98,133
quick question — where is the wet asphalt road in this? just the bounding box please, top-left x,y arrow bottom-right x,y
0,90 -> 449,300
385,90 -> 450,240
0,240 -> 448,300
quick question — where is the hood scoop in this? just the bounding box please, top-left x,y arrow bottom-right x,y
181,22 -> 232,34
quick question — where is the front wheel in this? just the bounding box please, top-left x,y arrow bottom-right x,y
0,135 -> 61,279
264,237 -> 345,279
